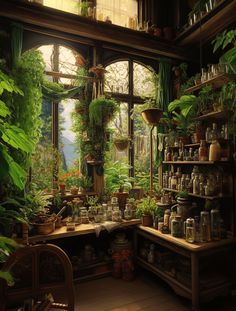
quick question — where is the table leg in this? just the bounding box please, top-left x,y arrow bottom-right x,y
191,252 -> 200,311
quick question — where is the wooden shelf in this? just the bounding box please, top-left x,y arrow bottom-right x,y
137,225 -> 236,253
175,0 -> 236,46
185,74 -> 236,93
194,110 -> 230,121
163,188 -> 229,200
74,270 -> 111,283
137,257 -> 191,298
163,160 -> 230,165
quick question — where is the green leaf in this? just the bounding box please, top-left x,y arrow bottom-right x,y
220,47 -> 236,74
0,100 -> 11,118
0,271 -> 14,285
0,145 -> 26,189
1,124 -> 33,153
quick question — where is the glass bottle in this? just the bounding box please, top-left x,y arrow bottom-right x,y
106,204 -> 113,221
185,218 -> 195,243
211,209 -> 221,240
171,175 -> 177,190
193,175 -> 200,195
205,127 -> 211,142
209,139 -> 221,161
164,209 -> 171,229
198,140 -> 208,161
80,207 -> 89,224
200,211 -> 211,242
171,216 -> 183,238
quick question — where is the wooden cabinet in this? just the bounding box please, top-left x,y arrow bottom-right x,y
135,225 -> 236,311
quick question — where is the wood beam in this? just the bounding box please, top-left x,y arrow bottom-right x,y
0,0 -> 193,61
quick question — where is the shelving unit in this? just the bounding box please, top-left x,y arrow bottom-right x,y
163,188 -> 228,200
175,0 -> 236,46
185,74 -> 236,93
135,226 -> 236,311
163,160 -> 230,165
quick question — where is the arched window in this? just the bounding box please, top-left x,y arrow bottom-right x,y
104,60 -> 158,190
31,44 -> 85,191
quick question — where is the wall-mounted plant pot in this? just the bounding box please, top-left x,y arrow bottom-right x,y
141,215 -> 153,227
141,108 -> 163,126
114,139 -> 129,151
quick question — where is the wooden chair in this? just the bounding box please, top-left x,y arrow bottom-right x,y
0,244 -> 75,311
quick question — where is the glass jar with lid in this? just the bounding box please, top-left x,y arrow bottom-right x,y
112,207 -> 122,222
185,218 -> 195,243
171,216 -> 183,237
80,207 -> 89,224
124,204 -> 132,220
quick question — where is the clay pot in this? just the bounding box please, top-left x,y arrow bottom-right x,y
114,139 -> 129,151
141,215 -> 153,227
70,187 -> 79,195
141,108 -> 163,126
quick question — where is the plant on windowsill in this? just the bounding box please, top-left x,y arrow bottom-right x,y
79,175 -> 93,193
135,196 -> 158,227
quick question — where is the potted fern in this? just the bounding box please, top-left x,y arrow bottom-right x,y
135,196 -> 158,227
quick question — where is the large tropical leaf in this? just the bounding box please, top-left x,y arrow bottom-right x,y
0,145 -> 26,190
0,100 -> 11,118
168,95 -> 197,115
220,47 -> 236,74
0,70 -> 23,96
0,271 -> 14,285
1,123 -> 33,153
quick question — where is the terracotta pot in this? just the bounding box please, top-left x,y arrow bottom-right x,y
32,219 -> 56,235
70,187 -> 79,195
141,215 -> 153,227
114,140 -> 129,151
141,108 -> 163,126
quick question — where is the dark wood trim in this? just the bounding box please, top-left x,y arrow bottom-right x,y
0,0 -> 193,61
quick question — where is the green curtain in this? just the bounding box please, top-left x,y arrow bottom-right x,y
11,23 -> 23,67
155,58 -> 172,169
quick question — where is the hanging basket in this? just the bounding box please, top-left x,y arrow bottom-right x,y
114,139 -> 129,151
141,108 -> 163,126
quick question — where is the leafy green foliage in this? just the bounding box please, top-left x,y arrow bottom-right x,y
89,96 -> 119,127
105,161 -> 134,193
168,95 -> 197,118
136,196 -> 157,217
0,236 -> 18,285
212,29 -> 236,74
0,70 -> 33,190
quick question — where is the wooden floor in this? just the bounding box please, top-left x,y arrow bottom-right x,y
69,271 -> 236,311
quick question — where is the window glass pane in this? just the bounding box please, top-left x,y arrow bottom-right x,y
59,99 -> 77,171
133,63 -> 156,97
43,0 -> 80,15
38,45 -> 53,71
96,0 -> 138,28
105,61 -> 129,94
133,104 -> 158,192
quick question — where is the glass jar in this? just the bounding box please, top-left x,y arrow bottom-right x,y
164,209 -> 171,229
211,209 -> 221,240
112,207 -> 122,222
171,216 -> 183,238
209,139 -> 221,161
106,204 -> 113,221
200,211 -> 211,242
194,216 -> 201,243
80,207 -> 89,224
205,127 -> 212,142
124,204 -> 132,220
171,175 -> 177,190
185,218 -> 195,243
198,140 -> 208,161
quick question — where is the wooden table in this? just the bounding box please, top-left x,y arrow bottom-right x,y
135,225 -> 236,311
28,219 -> 141,243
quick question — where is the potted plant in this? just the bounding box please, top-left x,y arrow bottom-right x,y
113,136 -> 130,151
197,85 -> 215,115
22,189 -> 55,235
135,196 -> 157,226
64,169 -> 81,194
89,96 -> 119,128
79,175 -> 93,193
140,98 -> 163,126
